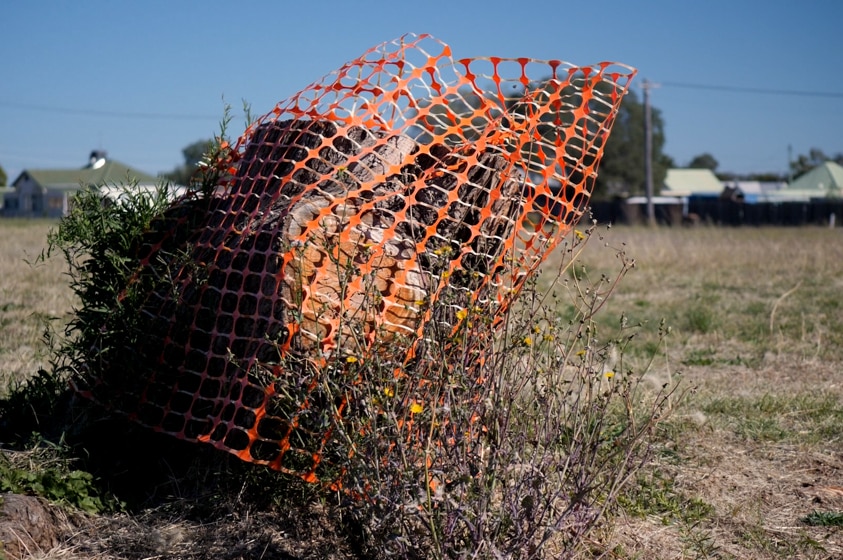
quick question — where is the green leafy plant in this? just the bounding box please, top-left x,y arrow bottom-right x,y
43,119 -> 232,386
0,446 -> 122,514
0,113 -> 235,507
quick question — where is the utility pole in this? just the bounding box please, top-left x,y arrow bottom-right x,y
642,79 -> 660,227
787,144 -> 793,184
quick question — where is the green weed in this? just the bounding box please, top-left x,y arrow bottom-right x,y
802,510 -> 843,527
686,303 -> 718,334
679,522 -> 722,559
618,470 -> 713,525
0,446 -> 122,514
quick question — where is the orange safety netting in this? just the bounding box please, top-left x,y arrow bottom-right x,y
76,34 -> 635,483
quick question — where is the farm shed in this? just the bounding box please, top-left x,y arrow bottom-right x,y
661,168 -> 724,198
4,151 -> 160,218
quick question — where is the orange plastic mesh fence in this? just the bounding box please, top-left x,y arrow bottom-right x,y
76,34 -> 635,483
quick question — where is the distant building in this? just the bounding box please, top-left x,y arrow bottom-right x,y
773,161 -> 843,201
661,168 -> 724,198
621,195 -> 685,225
721,180 -> 787,203
3,151 -> 161,218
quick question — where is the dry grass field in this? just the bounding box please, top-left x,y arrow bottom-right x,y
561,225 -> 843,559
1,219 -> 841,559
0,220 -> 74,392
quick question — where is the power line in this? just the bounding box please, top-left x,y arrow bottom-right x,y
659,81 -> 843,99
4,78 -> 841,122
0,100 -> 227,121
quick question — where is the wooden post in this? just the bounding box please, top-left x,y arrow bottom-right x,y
643,79 -> 658,227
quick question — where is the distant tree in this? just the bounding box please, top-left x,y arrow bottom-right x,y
791,148 -> 827,178
790,148 -> 843,179
790,148 -> 843,178
165,139 -> 214,186
688,153 -> 718,171
0,163 -> 7,187
379,78 -> 670,200
490,79 -> 671,199
750,172 -> 787,182
594,89 -> 671,198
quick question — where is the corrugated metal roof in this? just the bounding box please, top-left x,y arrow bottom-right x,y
729,181 -> 787,195
783,161 -> 843,197
662,168 -> 723,196
15,159 -> 159,190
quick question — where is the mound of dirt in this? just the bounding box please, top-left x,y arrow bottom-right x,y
0,493 -> 76,559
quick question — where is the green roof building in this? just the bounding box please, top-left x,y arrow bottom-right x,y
4,151 -> 160,218
774,161 -> 843,200
661,168 -> 724,197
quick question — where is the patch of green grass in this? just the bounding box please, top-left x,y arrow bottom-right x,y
686,303 -> 718,334
703,392 -> 843,444
640,339 -> 662,357
683,348 -> 716,366
681,347 -> 754,369
679,522 -> 722,559
802,510 -> 843,527
744,301 -> 768,316
618,470 -> 713,525
736,521 -> 827,558
646,411 -> 709,465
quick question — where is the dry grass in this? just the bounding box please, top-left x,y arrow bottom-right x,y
2,221 -> 843,559
551,225 -> 843,560
568,226 -> 843,364
0,220 -> 74,392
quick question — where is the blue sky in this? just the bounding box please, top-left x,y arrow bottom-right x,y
2,0 -> 841,183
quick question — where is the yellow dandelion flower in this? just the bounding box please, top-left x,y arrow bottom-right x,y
441,271 -> 450,279
455,308 -> 468,321
346,356 -> 358,363
543,334 -> 555,341
533,325 -> 542,334
383,386 -> 395,398
576,349 -> 586,357
574,229 -> 585,240
523,336 -> 533,347
605,371 -> 615,379
410,402 -> 424,414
